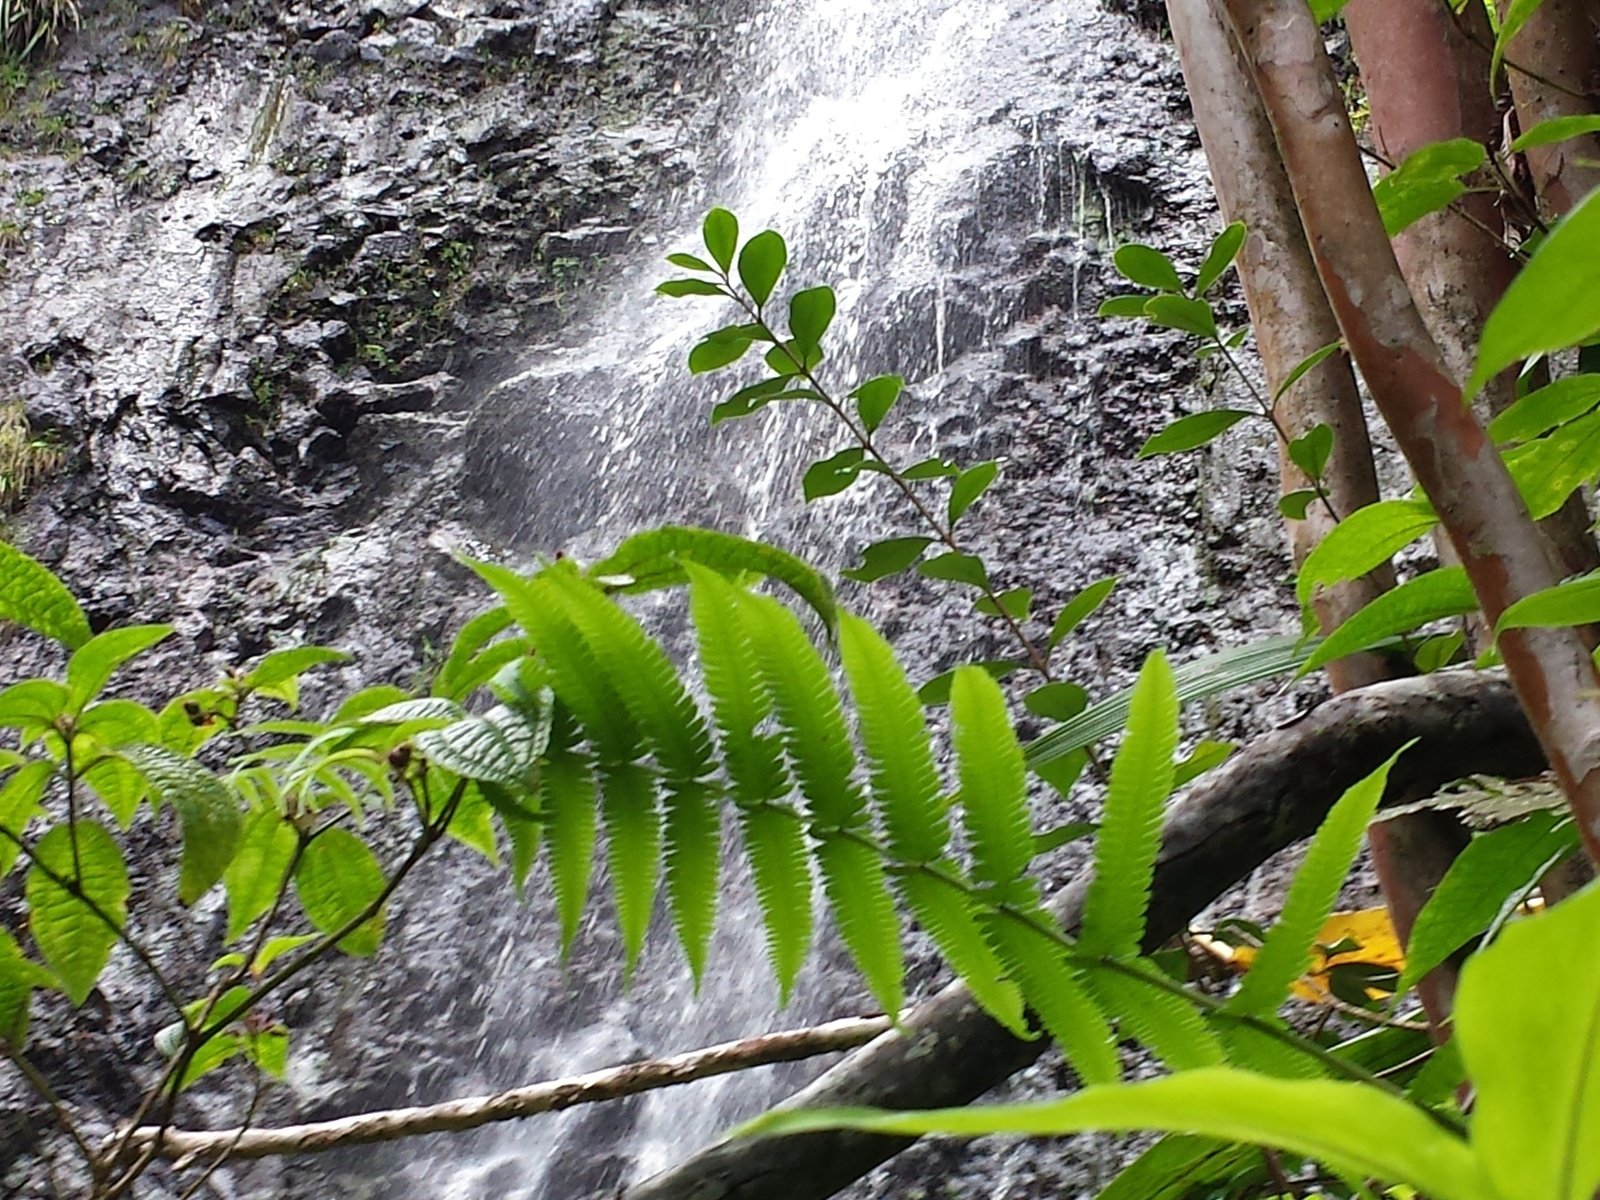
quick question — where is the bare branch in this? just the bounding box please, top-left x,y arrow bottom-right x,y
122,1016 -> 891,1163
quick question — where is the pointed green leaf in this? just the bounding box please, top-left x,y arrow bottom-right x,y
601,761 -> 661,974
1273,342 -> 1345,404
1196,221 -> 1246,294
124,746 -> 244,905
1297,499 -> 1437,606
816,836 -> 904,1018
1049,577 -> 1117,649
1088,962 -> 1224,1070
738,230 -> 787,307
65,625 -> 172,710
974,586 -> 1032,621
294,828 -> 386,956
1023,681 -> 1089,722
842,537 -> 932,583
1288,423 -> 1334,482
27,821 -> 129,1004
658,278 -> 726,298
900,873 -> 1025,1034
223,808 -> 299,942
1372,138 -> 1485,236
1510,114 -> 1600,152
948,461 -> 999,524
804,447 -> 867,501
1139,410 -> 1251,458
789,286 -> 835,356
1457,880 -> 1600,1200
988,917 -> 1119,1083
1303,567 -> 1477,674
1227,745 -> 1409,1016
0,540 -> 91,649
0,761 -> 52,877
1470,186 -> 1600,399
1098,294 -> 1154,319
917,552 -> 988,589
1081,651 -> 1178,958
702,208 -> 738,271
1487,376 -> 1600,443
1498,569 -> 1600,631
1144,295 -> 1219,340
951,667 -> 1032,895
0,928 -> 56,1044
1113,243 -> 1183,292
666,251 -> 714,272
851,375 -> 904,432
542,743 -> 598,955
901,456 -> 961,480
688,336 -> 752,374
1503,407 -> 1600,519
740,803 -> 812,1003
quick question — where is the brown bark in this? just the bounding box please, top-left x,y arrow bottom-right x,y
1169,0 -> 1392,691
1221,0 -> 1600,869
628,673 -> 1544,1200
1499,0 -> 1600,216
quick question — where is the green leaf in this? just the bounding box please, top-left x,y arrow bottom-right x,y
899,872 -> 1025,1033
666,251 -> 714,272
294,828 -> 386,956
737,230 -> 787,307
843,537 -> 932,583
586,524 -> 837,633
432,606 -> 513,700
742,1070 -> 1491,1200
1511,113 -> 1600,152
951,667 -> 1033,896
1487,376 -> 1600,443
803,447 -> 867,501
1144,295 -> 1219,339
1302,567 -> 1478,674
918,659 -> 1022,706
987,917 -> 1119,1083
1503,407 -> 1600,519
542,744 -> 598,956
0,540 -> 91,649
27,821 -> 129,1005
1099,1137 -> 1261,1200
223,808 -> 299,942
901,456 -> 961,480
839,614 -> 946,864
1196,221 -> 1246,294
123,746 -> 244,905
1098,294 -> 1154,319
851,375 -> 904,432
1081,651 -> 1178,958
1297,499 -> 1437,606
702,207 -> 738,271
0,761 -> 52,877
1310,0 -> 1352,16
1457,879 -> 1600,1200
1088,962 -> 1224,1070
817,835 -> 905,1019
1400,811 -> 1578,993
1273,342 -> 1344,403
1278,489 -> 1318,520
1049,576 -> 1117,649
917,552 -> 989,589
0,679 -> 68,730
1138,409 -> 1251,457
1470,186 -> 1600,399
1491,0 -> 1548,85
974,586 -> 1032,621
1113,243 -> 1183,292
1227,746 -> 1408,1016
688,336 -> 752,374
0,929 -> 55,1044
1288,423 -> 1334,482
65,625 -> 172,710
788,286 -> 835,355
657,278 -> 725,298
415,716 -> 524,786
1023,681 -> 1088,722
740,802 -> 811,1003
663,777 -> 725,983
242,647 -> 350,706
948,461 -> 999,524
1174,739 -> 1236,787
600,761 -> 662,975
1372,138 -> 1485,236
711,377 -> 791,425
1498,568 -> 1600,631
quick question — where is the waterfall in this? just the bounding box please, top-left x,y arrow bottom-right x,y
305,1 -> 1228,1196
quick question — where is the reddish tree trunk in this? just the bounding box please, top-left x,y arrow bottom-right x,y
1222,0 -> 1600,869
1500,0 -> 1600,216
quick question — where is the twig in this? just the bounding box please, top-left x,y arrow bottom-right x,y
123,1016 -> 892,1162
175,1071 -> 267,1197
5,1045 -> 95,1164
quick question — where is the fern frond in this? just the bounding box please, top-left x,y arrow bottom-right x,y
899,872 -> 1025,1034
1226,745 -> 1407,1017
1217,1020 -> 1323,1079
600,760 -> 661,976
540,740 -> 598,957
816,837 -> 905,1018
738,802 -> 812,1004
838,613 -> 947,863
735,591 -> 864,829
988,915 -> 1119,1084
950,666 -> 1034,901
663,777 -> 720,986
685,564 -> 787,805
1087,961 -> 1224,1070
1080,650 -> 1178,958
539,567 -> 714,782
467,560 -> 641,759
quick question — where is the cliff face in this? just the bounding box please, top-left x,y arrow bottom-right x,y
1,2 -> 1303,1197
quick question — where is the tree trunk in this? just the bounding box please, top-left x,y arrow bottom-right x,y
626,673 -> 1543,1200
1221,0 -> 1600,869
1499,0 -> 1600,216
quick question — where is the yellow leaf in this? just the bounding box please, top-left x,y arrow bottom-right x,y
1194,907 -> 1405,1005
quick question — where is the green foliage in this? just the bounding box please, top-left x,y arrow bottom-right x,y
1372,139 -> 1486,236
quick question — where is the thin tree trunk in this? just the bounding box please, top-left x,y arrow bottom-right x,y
1499,0 -> 1600,216
1221,0 -> 1600,869
627,673 -> 1544,1200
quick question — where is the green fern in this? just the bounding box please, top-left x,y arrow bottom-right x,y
599,760 -> 662,975
1080,651 -> 1179,959
899,872 -> 1025,1034
1088,962 -> 1224,1071
950,666 -> 1034,903
738,802 -> 813,1003
1226,745 -> 1408,1017
540,739 -> 598,957
815,836 -> 906,1018
988,917 -> 1119,1084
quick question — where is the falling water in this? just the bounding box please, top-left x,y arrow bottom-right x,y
309,1 -> 1241,1196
